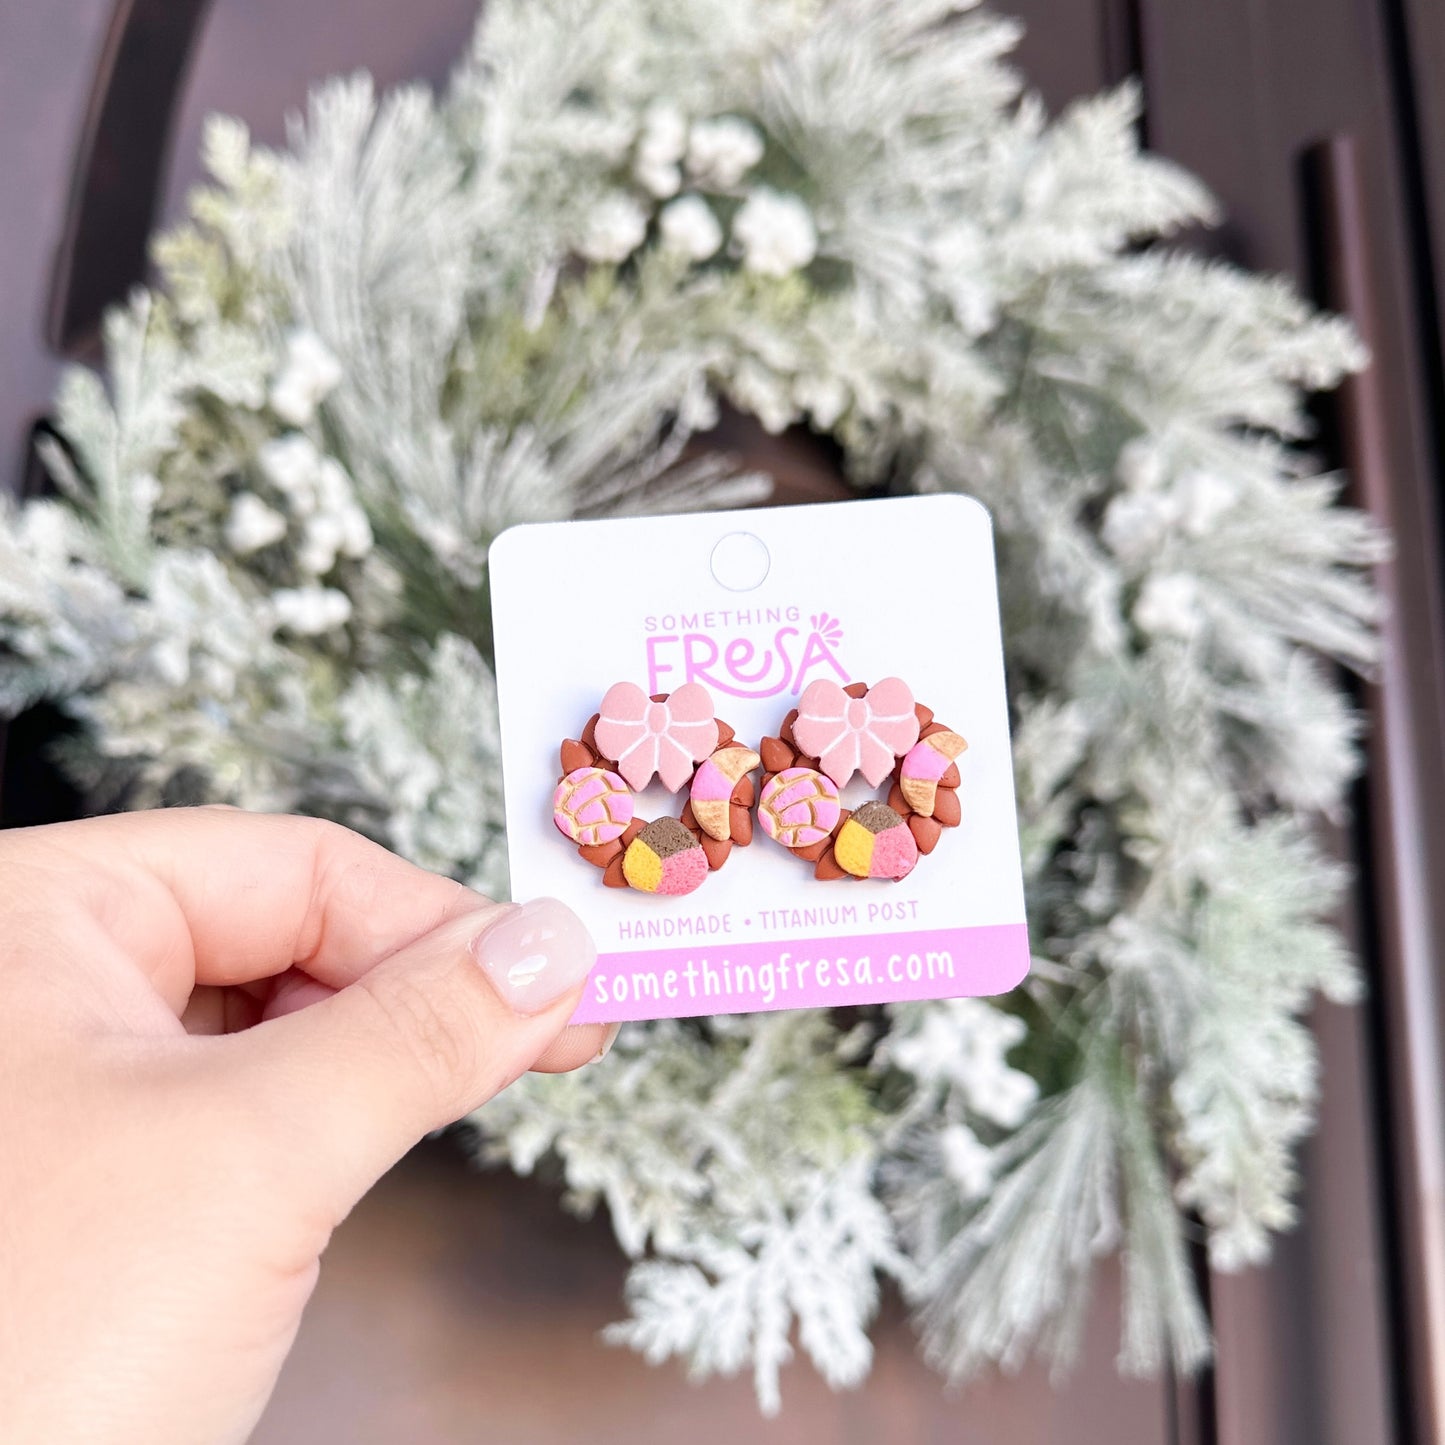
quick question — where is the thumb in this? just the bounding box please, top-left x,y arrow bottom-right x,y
227,898 -> 597,1218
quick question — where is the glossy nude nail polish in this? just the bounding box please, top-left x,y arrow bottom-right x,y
469,898 -> 597,1015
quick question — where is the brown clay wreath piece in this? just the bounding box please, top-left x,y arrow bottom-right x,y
757,680 -> 966,882
552,684 -> 759,896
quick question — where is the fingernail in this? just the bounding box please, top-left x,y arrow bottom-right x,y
593,1022 -> 622,1062
469,899 -> 597,1016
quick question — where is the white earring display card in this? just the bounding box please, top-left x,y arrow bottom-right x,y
489,494 -> 1030,1023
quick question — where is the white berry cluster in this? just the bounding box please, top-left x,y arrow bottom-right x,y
577,104 -> 817,279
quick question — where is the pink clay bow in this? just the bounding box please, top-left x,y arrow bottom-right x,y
594,681 -> 719,791
792,677 -> 920,788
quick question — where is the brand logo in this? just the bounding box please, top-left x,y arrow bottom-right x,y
645,609 -> 850,698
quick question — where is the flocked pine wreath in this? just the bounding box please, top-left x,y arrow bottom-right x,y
0,0 -> 1385,1413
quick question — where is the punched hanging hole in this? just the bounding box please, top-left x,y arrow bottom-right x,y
710,531 -> 770,592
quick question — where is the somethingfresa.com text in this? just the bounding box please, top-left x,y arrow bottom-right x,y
589,943 -> 956,1009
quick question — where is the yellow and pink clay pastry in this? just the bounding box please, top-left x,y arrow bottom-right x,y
622,817 -> 710,896
833,801 -> 919,881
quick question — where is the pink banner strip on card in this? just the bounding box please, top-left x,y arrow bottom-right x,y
567,923 -> 1031,1024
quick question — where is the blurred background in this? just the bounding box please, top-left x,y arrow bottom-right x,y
2,2 -> 1444,1441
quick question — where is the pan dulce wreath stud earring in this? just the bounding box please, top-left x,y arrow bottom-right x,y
552,681 -> 760,896
757,678 -> 967,882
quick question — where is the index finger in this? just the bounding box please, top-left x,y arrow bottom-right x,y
0,808 -> 488,1014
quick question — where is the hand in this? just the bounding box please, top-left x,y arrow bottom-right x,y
0,808 -> 603,1445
